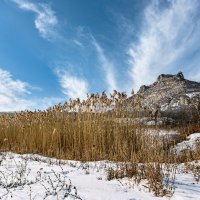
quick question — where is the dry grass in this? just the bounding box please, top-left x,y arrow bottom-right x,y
0,91 -> 199,162
0,111 -> 161,162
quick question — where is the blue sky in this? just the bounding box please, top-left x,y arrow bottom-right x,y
0,0 -> 200,111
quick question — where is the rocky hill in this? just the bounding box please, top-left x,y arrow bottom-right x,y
130,72 -> 200,112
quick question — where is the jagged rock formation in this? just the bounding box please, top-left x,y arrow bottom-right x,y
130,72 -> 200,112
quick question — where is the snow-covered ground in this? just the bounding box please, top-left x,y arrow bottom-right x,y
186,92 -> 200,98
0,152 -> 199,199
147,129 -> 178,137
174,133 -> 200,154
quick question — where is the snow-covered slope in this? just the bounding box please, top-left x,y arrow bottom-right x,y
0,153 -> 199,200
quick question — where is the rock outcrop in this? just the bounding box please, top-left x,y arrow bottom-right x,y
129,72 -> 200,112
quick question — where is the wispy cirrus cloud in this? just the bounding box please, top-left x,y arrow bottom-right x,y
0,68 -> 62,111
128,0 -> 200,91
0,68 -> 30,111
73,39 -> 84,48
92,37 -> 118,93
11,0 -> 58,40
55,69 -> 89,100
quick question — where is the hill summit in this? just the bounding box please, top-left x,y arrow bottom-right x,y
131,72 -> 200,111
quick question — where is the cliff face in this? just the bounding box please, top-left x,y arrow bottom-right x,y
131,72 -> 200,111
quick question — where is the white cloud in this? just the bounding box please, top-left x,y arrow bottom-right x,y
128,0 -> 200,91
0,68 -> 30,111
0,68 -> 30,96
73,39 -> 84,48
0,68 -> 62,112
55,69 -> 89,100
92,38 -> 118,92
11,0 -> 58,40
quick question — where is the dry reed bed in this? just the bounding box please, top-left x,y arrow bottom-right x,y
0,111 -> 164,161
0,112 -> 199,161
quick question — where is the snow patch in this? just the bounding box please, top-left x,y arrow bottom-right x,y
174,133 -> 200,153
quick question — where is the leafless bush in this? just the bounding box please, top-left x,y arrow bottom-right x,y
0,155 -> 82,200
41,171 -> 82,200
107,162 -> 176,197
